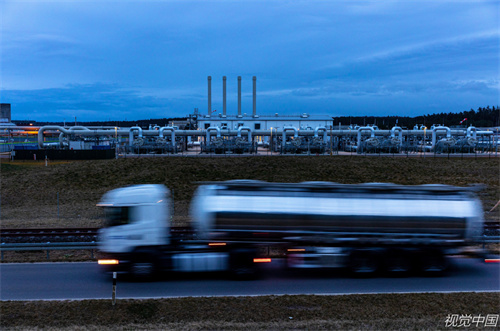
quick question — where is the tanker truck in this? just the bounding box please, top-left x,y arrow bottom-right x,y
97,180 -> 484,279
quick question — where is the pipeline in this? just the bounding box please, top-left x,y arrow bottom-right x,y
237,126 -> 252,142
466,126 -> 477,139
38,126 -> 69,149
357,127 -> 376,151
282,127 -> 298,142
206,127 -> 221,142
63,127 -> 92,148
38,125 -> 69,149
159,126 -> 176,142
129,127 -> 143,147
431,126 -> 451,150
33,125 -> 496,151
314,126 -> 328,141
390,126 -> 403,146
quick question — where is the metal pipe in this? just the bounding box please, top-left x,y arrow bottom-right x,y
237,126 -> 252,141
62,126 -> 91,147
282,126 -> 298,142
38,126 -> 69,149
314,126 -> 327,141
390,126 -> 403,146
129,127 -> 143,147
159,126 -> 176,143
357,127 -> 376,150
237,76 -> 242,117
223,76 -> 227,116
40,128 -> 496,138
53,126 -> 90,147
35,127 -> 496,149
466,126 -> 477,139
206,127 -> 221,141
58,132 -> 66,147
69,126 -> 91,132
431,126 -> 451,149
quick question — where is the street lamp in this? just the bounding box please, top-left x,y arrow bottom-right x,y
270,127 -> 273,154
330,118 -> 334,156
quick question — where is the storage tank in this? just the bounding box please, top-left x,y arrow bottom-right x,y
190,180 -> 484,246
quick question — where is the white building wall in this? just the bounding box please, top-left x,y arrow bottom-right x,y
198,117 -> 332,131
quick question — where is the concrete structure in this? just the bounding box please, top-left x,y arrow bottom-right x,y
1,103 -> 13,125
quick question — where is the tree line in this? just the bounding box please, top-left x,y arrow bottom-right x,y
15,106 -> 498,130
333,106 -> 499,129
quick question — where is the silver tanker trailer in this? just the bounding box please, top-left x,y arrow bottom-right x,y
98,181 -> 484,279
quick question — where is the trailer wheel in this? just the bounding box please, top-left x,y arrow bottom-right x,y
384,249 -> 412,276
130,252 -> 157,280
229,249 -> 258,280
419,250 -> 448,275
349,250 -> 379,276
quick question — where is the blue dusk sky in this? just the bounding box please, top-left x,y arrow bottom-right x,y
0,1 -> 499,122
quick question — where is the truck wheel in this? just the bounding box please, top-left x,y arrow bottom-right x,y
385,250 -> 412,276
130,253 -> 157,280
349,250 -> 379,276
229,249 -> 258,280
419,251 -> 448,275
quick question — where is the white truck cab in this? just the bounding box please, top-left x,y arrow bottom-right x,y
98,185 -> 170,254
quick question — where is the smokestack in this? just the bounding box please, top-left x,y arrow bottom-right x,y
237,76 -> 242,117
223,76 -> 227,116
252,76 -> 257,117
207,76 -> 212,116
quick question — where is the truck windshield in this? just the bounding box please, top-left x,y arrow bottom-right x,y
103,207 -> 131,227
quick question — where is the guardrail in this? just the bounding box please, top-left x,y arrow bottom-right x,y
481,236 -> 500,249
0,237 -> 498,261
482,236 -> 500,243
0,242 -> 97,261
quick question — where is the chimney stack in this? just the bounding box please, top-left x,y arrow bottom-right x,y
222,76 -> 227,116
252,76 -> 257,117
237,76 -> 242,117
207,76 -> 212,116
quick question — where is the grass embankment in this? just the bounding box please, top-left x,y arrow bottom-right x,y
2,156 -> 499,227
2,293 -> 499,330
1,157 -> 499,261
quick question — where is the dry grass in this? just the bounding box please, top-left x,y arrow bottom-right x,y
0,249 -> 100,263
2,156 -> 499,227
1,157 -> 499,329
1,293 -> 499,330
1,156 -> 498,261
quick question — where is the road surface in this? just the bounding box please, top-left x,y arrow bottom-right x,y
1,257 -> 499,300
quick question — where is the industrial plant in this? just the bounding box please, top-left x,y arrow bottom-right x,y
0,77 -> 498,159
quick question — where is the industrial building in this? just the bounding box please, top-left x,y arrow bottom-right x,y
199,76 -> 333,131
0,79 -> 499,158
0,103 -> 14,126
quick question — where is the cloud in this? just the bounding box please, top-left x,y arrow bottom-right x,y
1,1 -> 498,119
1,83 -> 196,121
259,77 -> 499,101
317,30 -> 499,80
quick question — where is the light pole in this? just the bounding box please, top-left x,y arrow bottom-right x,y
330,118 -> 334,156
270,127 -> 273,154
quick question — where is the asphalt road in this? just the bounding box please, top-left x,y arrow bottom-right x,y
1,257 -> 499,301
